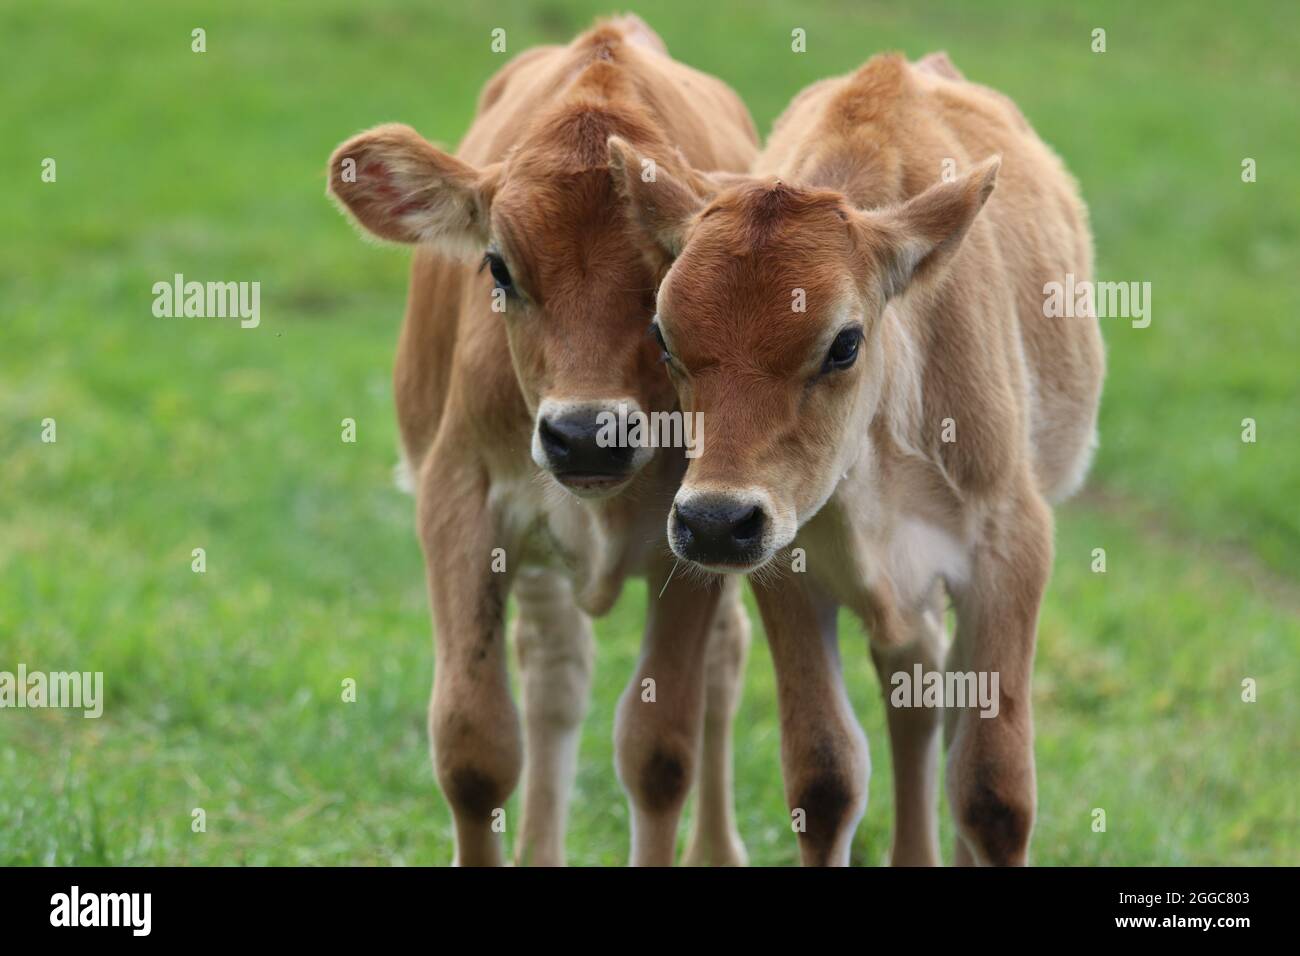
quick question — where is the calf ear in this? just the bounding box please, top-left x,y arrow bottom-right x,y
859,155 -> 1000,299
607,136 -> 732,259
327,124 -> 498,255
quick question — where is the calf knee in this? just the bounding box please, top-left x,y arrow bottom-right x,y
442,765 -> 511,821
514,618 -> 593,728
431,705 -> 522,823
615,711 -> 696,815
795,773 -> 859,855
952,777 -> 1034,865
634,746 -> 692,814
790,736 -> 868,864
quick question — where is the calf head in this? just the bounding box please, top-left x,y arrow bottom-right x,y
328,114 -> 710,499
611,141 -> 999,570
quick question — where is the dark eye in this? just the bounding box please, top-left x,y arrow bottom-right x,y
649,319 -> 671,362
483,251 -> 513,293
825,327 -> 862,371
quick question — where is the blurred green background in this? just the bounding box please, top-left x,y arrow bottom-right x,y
2,0 -> 1297,865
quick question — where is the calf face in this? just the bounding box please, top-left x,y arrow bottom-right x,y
329,119 -> 686,498
612,143 -> 1000,570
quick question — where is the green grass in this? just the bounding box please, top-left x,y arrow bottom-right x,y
1,0 -> 1297,865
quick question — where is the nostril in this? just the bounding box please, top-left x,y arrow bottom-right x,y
731,506 -> 764,544
673,499 -> 766,562
674,504 -> 699,539
538,417 -> 568,460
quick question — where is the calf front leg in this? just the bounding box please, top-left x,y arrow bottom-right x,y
614,556 -> 725,866
683,576 -> 751,866
754,577 -> 869,866
945,483 -> 1052,866
418,451 -> 521,867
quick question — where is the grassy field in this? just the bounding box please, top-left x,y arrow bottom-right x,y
2,0 -> 1296,865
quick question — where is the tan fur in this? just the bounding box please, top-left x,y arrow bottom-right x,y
327,16 -> 758,865
615,53 -> 1104,865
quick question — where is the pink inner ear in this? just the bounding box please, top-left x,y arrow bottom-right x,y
359,159 -> 424,217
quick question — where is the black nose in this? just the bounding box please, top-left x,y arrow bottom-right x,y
538,413 -> 635,478
673,497 -> 766,565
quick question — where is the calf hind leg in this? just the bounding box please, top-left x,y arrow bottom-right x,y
870,584 -> 948,866
512,569 -> 595,866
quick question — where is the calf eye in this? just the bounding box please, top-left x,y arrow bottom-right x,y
824,327 -> 862,371
483,251 -> 513,293
649,319 -> 671,361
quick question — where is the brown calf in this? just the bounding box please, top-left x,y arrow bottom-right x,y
613,52 -> 1104,864
327,17 -> 758,865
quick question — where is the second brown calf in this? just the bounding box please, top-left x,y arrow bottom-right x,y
613,52 -> 1104,864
